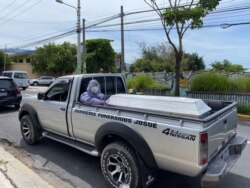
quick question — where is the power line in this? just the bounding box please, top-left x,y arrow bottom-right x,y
87,5 -> 250,29
0,0 -> 17,15
7,1 -> 250,50
0,0 -> 31,20
86,23 -> 224,33
221,21 -> 250,28
0,0 -> 42,26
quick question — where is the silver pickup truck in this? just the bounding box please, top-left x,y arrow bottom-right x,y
19,74 -> 247,188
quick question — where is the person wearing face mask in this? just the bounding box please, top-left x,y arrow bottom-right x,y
80,79 -> 106,105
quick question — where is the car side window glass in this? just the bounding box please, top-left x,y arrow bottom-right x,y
116,77 -> 126,94
79,77 -> 92,95
45,82 -> 70,102
106,77 -> 116,95
93,77 -> 105,94
3,73 -> 12,78
14,73 -> 19,79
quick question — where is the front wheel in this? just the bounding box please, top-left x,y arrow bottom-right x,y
20,115 -> 40,145
33,82 -> 38,86
101,142 -> 142,188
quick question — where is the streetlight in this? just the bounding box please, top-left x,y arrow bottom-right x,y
56,0 -> 81,74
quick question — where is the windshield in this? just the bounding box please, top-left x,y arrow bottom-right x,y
14,73 -> 28,79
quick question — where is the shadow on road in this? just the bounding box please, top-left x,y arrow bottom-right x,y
17,137 -> 250,188
18,138 -> 202,188
0,106 -> 18,114
20,138 -> 107,188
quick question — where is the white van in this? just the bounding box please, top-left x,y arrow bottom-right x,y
1,71 -> 29,90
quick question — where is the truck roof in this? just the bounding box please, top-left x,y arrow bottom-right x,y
58,73 -> 125,79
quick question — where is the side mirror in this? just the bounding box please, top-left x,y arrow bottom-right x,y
37,92 -> 45,100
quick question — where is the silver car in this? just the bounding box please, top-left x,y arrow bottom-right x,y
29,76 -> 55,86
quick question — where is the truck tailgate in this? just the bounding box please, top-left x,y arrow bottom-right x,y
207,107 -> 238,161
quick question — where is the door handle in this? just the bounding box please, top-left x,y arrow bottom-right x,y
60,107 -> 66,111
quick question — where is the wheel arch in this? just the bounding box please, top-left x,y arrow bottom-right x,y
95,122 -> 158,169
19,103 -> 42,135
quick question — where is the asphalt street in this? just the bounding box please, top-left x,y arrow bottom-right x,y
0,86 -> 249,188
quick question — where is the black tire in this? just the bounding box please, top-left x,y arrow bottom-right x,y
14,104 -> 20,109
33,82 -> 38,86
22,87 -> 27,90
20,115 -> 40,145
101,142 -> 142,188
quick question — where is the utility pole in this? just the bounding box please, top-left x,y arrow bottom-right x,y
55,0 -> 81,74
121,6 -> 125,72
4,44 -> 7,71
82,18 -> 86,73
76,0 -> 81,74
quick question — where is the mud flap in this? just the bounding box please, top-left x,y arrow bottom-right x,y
140,160 -> 158,188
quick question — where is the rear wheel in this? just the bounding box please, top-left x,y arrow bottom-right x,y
20,115 -> 40,145
22,87 -> 27,90
101,142 -> 142,188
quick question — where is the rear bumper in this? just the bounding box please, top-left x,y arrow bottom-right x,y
201,135 -> 247,188
0,96 -> 22,106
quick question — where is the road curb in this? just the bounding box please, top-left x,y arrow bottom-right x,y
0,146 -> 54,188
238,114 -> 250,122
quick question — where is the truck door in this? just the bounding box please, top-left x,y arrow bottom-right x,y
36,79 -> 71,136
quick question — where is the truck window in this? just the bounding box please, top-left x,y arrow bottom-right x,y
79,77 -> 92,96
45,82 -> 70,102
93,77 -> 105,94
14,73 -> 28,79
116,77 -> 126,93
3,72 -> 12,78
106,77 -> 116,95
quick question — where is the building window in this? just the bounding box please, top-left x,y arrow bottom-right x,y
18,59 -> 23,63
26,58 -> 31,63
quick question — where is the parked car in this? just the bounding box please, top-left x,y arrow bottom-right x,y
0,76 -> 22,109
1,70 -> 29,90
19,74 -> 247,188
29,76 -> 55,86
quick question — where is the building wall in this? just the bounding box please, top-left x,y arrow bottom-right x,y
6,63 -> 41,79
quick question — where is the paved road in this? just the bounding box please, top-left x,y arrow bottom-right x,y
0,87 -> 250,188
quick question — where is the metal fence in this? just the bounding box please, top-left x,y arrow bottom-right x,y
186,92 -> 250,106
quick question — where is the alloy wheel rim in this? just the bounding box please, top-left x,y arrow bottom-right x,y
106,154 -> 130,185
22,121 -> 30,140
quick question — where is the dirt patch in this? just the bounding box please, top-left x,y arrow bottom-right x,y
0,139 -> 75,188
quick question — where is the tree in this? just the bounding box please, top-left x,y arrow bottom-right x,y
0,51 -> 11,71
184,52 -> 205,71
32,42 -> 76,75
144,0 -> 220,96
85,39 -> 116,73
129,43 -> 174,72
211,59 -> 245,72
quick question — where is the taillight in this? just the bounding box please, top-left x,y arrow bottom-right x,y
199,132 -> 208,165
16,87 -> 20,94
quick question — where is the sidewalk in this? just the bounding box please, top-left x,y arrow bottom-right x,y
0,146 -> 54,188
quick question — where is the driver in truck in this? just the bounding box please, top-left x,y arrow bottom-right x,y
80,79 -> 107,105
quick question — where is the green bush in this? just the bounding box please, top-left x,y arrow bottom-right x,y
189,72 -> 250,93
189,72 -> 231,92
126,74 -> 168,91
237,104 -> 250,115
230,77 -> 250,93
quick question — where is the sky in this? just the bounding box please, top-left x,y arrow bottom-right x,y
0,0 -> 250,69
